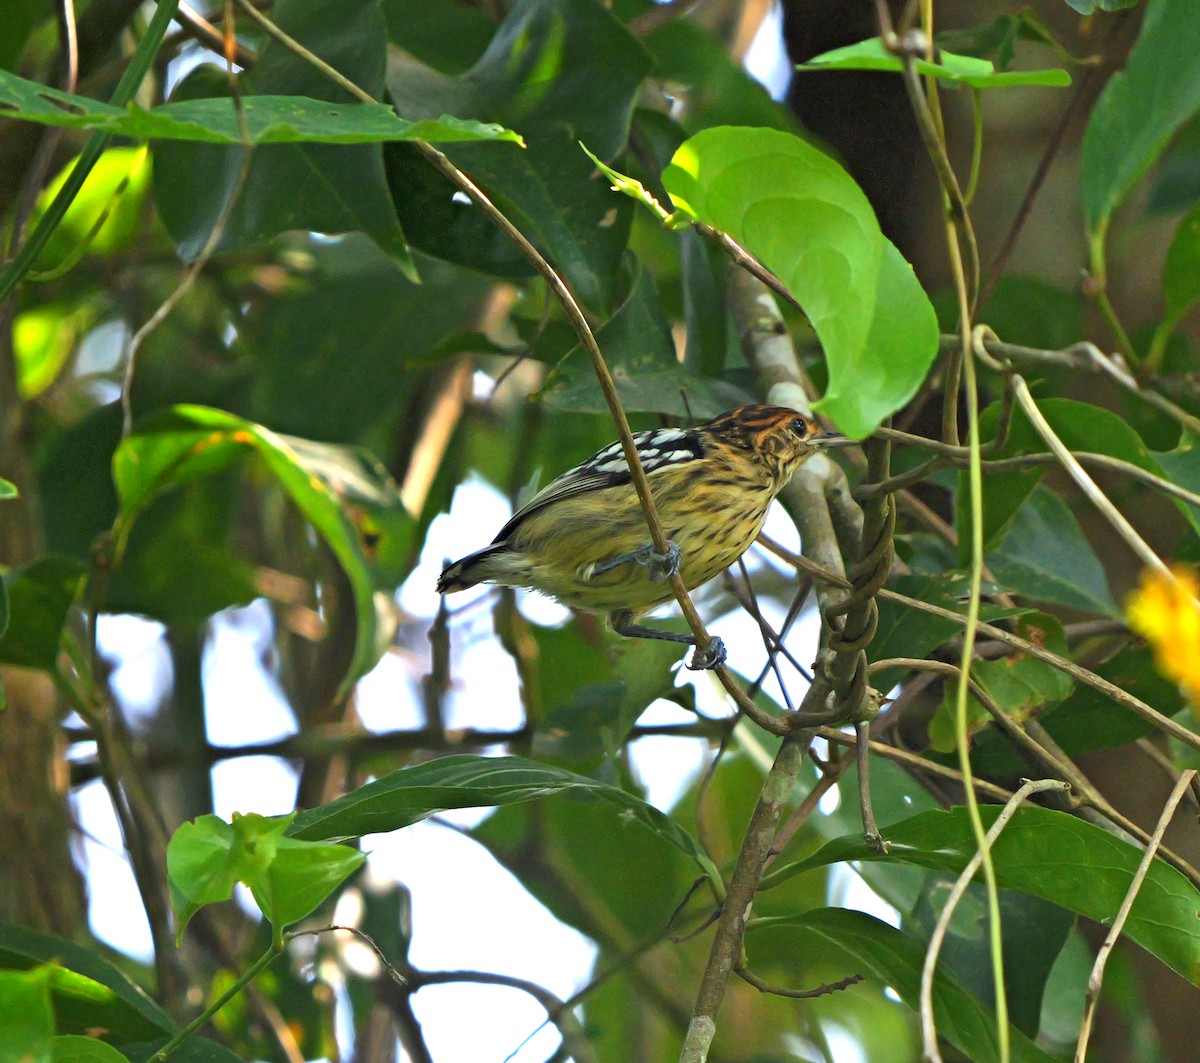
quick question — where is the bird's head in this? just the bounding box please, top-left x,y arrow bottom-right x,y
707,405 -> 852,485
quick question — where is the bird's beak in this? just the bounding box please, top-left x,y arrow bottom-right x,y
810,429 -> 856,448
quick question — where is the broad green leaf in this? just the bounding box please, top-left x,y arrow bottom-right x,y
0,478 -> 15,500
847,237 -> 941,433
662,126 -> 937,438
381,0 -> 495,73
783,805 -> 1200,987
251,838 -> 364,932
0,923 -> 173,1043
969,644 -> 1188,776
0,966 -> 53,1063
289,754 -> 721,885
0,555 -> 85,670
0,69 -> 516,146
987,484 -> 1119,616
530,622 -> 692,764
166,815 -> 242,910
967,398 -> 1199,553
51,1037 -> 129,1063
797,37 -> 1069,89
105,475 -> 257,626
540,254 -> 748,417
0,0 -> 49,72
241,239 -> 491,444
1149,113 -> 1200,213
167,813 -> 363,939
154,0 -> 411,267
928,612 -> 1073,752
871,573 -> 1022,693
387,0 -> 651,310
748,910 -> 1058,1063
1081,0 -> 1200,234
113,405 -> 412,693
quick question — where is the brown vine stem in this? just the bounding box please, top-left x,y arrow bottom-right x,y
679,735 -> 811,1063
919,778 -> 1071,1063
761,539 -> 1200,757
1074,769 -> 1196,1063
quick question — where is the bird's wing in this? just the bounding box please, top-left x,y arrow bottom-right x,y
492,426 -> 706,542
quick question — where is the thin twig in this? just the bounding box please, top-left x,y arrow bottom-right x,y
1074,770 -> 1196,1063
1008,370 -> 1175,583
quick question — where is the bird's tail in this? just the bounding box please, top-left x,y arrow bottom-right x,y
436,544 -> 509,594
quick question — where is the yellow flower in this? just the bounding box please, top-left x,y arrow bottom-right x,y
1126,566 -> 1200,707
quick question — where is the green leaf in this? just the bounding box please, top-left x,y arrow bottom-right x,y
29,147 -> 150,273
251,838 -> 364,932
242,239 -> 491,444
0,69 -> 517,146
927,612 -> 1073,753
51,1036 -> 130,1063
783,805 -> 1200,987
748,910 -> 1058,1063
381,0 -> 495,74
167,812 -> 363,938
12,298 -> 98,399
0,555 -> 85,670
661,126 -> 937,438
540,254 -> 748,418
0,922 -> 173,1043
797,37 -> 1070,89
0,478 -> 15,500
987,484 -> 1119,615
154,0 -> 410,268
387,0 -> 651,310
0,966 -> 54,1063
113,405 -> 412,694
0,0 -> 49,72
1081,0 -> 1200,234
871,572 -> 1022,692
969,644 -> 1187,776
968,398 -> 1200,552
289,753 -> 721,886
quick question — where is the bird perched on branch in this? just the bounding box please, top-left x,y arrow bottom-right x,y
437,405 -> 850,669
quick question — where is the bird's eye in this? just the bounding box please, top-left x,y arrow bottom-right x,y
789,416 -> 808,438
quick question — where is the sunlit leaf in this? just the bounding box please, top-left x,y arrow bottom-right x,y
661,126 -> 937,438
797,37 -> 1070,89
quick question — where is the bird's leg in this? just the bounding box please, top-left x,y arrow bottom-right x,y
590,540 -> 681,581
610,609 -> 727,671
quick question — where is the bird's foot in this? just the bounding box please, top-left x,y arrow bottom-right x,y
593,540 -> 682,581
687,636 -> 727,671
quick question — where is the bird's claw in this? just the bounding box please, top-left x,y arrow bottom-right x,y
643,540 -> 682,582
687,636 -> 726,671
596,540 -> 682,581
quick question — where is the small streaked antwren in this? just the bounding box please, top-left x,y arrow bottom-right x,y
437,405 -> 850,668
